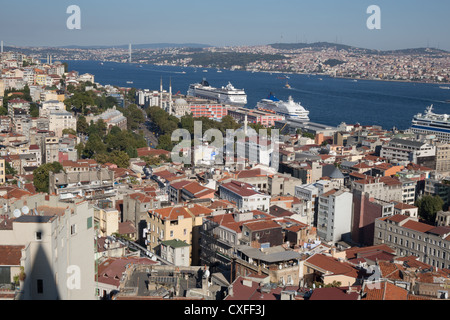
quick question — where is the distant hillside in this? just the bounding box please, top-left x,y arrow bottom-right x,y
269,42 -> 448,55
269,42 -> 378,53
383,47 -> 449,56
58,43 -> 212,50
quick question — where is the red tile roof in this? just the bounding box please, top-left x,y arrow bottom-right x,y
306,254 -> 359,278
309,286 -> 360,300
363,280 -> 408,300
0,245 -> 24,265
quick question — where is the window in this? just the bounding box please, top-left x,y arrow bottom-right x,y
35,232 -> 42,241
170,230 -> 174,237
37,279 -> 44,294
70,224 -> 77,235
87,217 -> 93,229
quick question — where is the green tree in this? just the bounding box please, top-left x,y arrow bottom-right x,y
125,146 -> 138,158
75,142 -> 84,159
157,133 -> 174,151
83,133 -> 106,158
108,150 -> 130,168
33,162 -> 63,193
62,128 -> 77,136
5,161 -> 17,175
415,195 -> 444,224
119,103 -> 145,130
76,115 -> 89,135
0,106 -> 7,116
29,103 -> 40,117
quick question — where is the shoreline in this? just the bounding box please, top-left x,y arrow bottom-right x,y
62,59 -> 450,86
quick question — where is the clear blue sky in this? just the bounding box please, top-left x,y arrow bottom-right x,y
1,0 -> 449,50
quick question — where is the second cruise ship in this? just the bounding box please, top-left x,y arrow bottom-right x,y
256,93 -> 310,121
410,105 -> 450,142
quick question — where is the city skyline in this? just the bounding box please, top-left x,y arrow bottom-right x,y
1,0 -> 449,51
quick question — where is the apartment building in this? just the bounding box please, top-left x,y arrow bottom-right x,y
317,189 -> 353,244
351,175 -> 403,203
49,168 -> 115,201
219,180 -> 270,212
0,198 -> 95,300
93,206 -> 119,237
146,204 -> 213,265
380,138 -> 436,168
48,110 -> 76,138
160,239 -> 190,267
294,180 -> 339,226
352,190 -> 394,246
435,143 -> 450,173
374,215 -> 450,270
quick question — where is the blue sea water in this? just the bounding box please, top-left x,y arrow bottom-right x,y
65,60 -> 450,130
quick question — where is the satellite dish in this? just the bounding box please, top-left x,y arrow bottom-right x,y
21,206 -> 29,215
13,209 -> 21,218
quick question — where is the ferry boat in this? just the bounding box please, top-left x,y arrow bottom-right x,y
256,93 -> 309,121
410,105 -> 450,142
187,79 -> 247,106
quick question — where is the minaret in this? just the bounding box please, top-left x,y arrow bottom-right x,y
1,41 -> 3,54
129,43 -> 132,63
160,77 -> 163,109
244,114 -> 248,135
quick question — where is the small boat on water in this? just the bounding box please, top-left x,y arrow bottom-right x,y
440,86 -> 450,90
285,81 -> 291,89
126,81 -> 133,84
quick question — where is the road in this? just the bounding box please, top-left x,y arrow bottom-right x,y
137,107 -> 159,148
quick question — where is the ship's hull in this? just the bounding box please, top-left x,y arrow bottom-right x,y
257,95 -> 310,121
187,82 -> 247,106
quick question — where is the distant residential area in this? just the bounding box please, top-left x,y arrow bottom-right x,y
0,49 -> 449,302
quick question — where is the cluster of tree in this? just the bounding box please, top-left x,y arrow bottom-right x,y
33,162 -> 63,193
147,106 -> 242,151
323,59 -> 346,67
1,85 -> 33,115
415,195 -> 444,224
142,154 -> 171,166
184,52 -> 287,69
64,87 -> 118,116
117,103 -> 145,131
77,123 -> 147,168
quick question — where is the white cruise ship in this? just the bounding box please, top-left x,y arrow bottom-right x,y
410,105 -> 450,142
187,79 -> 247,106
256,93 -> 310,121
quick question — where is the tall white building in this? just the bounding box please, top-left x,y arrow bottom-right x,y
48,110 -> 77,137
317,188 -> 353,244
294,180 -> 339,226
